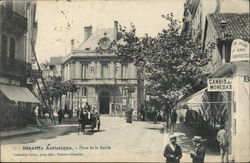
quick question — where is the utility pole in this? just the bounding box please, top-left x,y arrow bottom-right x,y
30,40 -> 56,124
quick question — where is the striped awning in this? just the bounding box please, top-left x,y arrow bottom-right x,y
0,84 -> 40,103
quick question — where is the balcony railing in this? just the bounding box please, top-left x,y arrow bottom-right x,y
0,57 -> 31,78
0,5 -> 27,35
72,78 -> 139,86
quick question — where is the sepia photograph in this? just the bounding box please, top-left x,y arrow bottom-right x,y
0,0 -> 249,162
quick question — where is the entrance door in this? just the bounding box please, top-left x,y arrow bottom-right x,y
99,92 -> 110,114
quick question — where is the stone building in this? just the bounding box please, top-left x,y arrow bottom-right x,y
203,13 -> 249,162
61,21 -> 144,118
182,0 -> 249,39
0,1 -> 40,129
181,1 -> 249,162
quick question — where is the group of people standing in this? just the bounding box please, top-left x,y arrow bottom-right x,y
164,124 -> 229,163
164,135 -> 206,163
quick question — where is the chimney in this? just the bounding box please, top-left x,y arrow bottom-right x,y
71,39 -> 74,51
84,25 -> 92,41
114,21 -> 118,41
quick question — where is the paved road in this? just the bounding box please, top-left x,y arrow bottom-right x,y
1,117 -> 220,162
1,117 -> 166,162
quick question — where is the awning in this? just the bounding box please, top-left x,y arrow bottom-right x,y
178,87 -> 231,122
0,84 -> 40,103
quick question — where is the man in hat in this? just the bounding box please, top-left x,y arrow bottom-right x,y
163,135 -> 182,163
190,136 -> 206,163
217,124 -> 229,163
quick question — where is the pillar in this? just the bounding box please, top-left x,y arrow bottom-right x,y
71,62 -> 75,79
96,61 -> 102,78
110,61 -> 115,78
75,61 -> 81,79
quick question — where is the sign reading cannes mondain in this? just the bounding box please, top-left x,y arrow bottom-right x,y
230,39 -> 249,62
207,78 -> 233,92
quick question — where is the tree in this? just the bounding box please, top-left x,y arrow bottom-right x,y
38,77 -> 78,110
112,13 -> 212,118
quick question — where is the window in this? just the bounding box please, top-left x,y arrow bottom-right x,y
1,35 -> 8,65
101,63 -> 109,78
6,1 -> 13,10
10,38 -> 15,60
122,88 -> 127,96
82,64 -> 87,79
82,87 -> 87,96
121,63 -> 128,78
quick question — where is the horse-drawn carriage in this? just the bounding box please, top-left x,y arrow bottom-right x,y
78,111 -> 100,134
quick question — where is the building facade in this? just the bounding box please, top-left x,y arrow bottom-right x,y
182,0 -> 249,39
181,1 -> 249,162
0,1 -> 39,129
61,22 -> 144,118
203,13 -> 249,162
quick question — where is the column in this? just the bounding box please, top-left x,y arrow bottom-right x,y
110,61 -> 115,78
71,62 -> 75,79
96,61 -> 102,78
75,61 -> 81,79
116,63 -> 122,78
130,63 -> 137,78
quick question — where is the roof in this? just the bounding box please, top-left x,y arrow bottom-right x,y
77,28 -> 115,51
207,13 -> 250,41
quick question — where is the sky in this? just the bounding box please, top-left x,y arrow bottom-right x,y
35,0 -> 185,62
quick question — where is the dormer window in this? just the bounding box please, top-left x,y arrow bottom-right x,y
85,47 -> 90,51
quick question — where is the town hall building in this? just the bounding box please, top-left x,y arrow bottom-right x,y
61,21 -> 144,118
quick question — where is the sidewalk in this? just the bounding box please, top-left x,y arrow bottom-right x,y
163,122 -> 221,162
0,126 -> 41,139
0,117 -> 78,140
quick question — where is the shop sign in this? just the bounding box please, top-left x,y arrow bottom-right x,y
207,78 -> 233,92
230,39 -> 249,62
31,70 -> 42,78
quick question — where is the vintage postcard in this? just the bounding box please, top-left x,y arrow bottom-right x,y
0,0 -> 249,162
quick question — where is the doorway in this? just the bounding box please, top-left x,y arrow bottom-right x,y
99,91 -> 110,114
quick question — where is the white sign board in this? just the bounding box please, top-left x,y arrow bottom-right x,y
207,78 -> 233,92
231,39 -> 249,62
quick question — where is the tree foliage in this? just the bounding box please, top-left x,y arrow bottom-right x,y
38,77 -> 77,106
112,13 -> 212,109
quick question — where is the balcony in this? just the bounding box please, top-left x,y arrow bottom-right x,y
72,78 -> 138,86
0,57 -> 31,78
0,5 -> 27,36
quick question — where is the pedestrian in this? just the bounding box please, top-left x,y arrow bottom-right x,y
217,124 -> 229,163
57,108 -> 63,124
190,136 -> 206,163
76,106 -> 80,118
163,135 -> 182,163
171,110 -> 178,129
126,108 -> 133,123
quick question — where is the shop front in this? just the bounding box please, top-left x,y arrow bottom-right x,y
208,38 -> 250,162
0,84 -> 40,129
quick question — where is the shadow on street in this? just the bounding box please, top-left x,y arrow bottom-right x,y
173,123 -> 220,157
